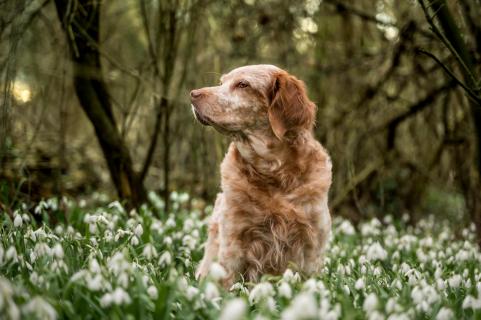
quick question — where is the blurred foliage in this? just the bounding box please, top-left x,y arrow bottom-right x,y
1,0 -> 480,224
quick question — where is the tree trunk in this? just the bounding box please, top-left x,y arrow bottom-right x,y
54,0 -> 146,207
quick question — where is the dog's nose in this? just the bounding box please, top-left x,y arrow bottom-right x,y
190,89 -> 203,99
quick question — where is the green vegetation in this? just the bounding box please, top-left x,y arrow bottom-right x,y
1,194 -> 480,319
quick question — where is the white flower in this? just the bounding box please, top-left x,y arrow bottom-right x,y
163,236 -> 173,246
130,236 -> 139,246
89,223 -> 97,234
182,235 -> 197,250
100,293 -> 113,307
23,297 -> 57,320
282,269 -> 301,283
281,292 -> 317,320
265,297 -> 277,312
355,278 -> 365,290
448,275 -> 462,288
159,251 -> 172,267
278,282 -> 292,299
108,201 -> 125,213
6,246 -> 18,263
89,259 -> 101,273
338,220 -> 355,235
219,298 -> 246,320
112,287 -> 131,305
456,250 -> 470,261
147,286 -> 158,299
134,224 -> 143,237
436,279 -> 446,291
52,244 -> 64,259
142,244 -> 158,260
366,242 -> 388,261
436,307 -> 453,320
86,274 -> 103,291
209,263 -> 227,280
186,286 -> 199,300
204,282 -> 220,300
118,272 -> 129,288
13,214 -> 23,228
249,282 -> 274,304
363,293 -> 378,313
22,213 -> 30,223
34,242 -> 51,257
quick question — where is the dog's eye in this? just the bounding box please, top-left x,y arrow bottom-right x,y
237,81 -> 249,88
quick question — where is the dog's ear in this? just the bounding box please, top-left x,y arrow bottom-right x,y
268,72 -> 316,140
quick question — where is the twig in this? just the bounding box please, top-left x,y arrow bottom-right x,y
417,48 -> 481,103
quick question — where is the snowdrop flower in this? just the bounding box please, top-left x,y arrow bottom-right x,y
219,298 -> 246,320
5,246 -> 18,263
89,259 -> 101,273
342,285 -> 350,295
86,274 -> 103,291
147,285 -> 158,299
278,282 -> 292,299
13,214 -> 22,228
355,278 -> 365,290
204,282 -> 220,300
163,236 -> 173,246
456,250 -> 470,261
142,244 -> 158,260
23,297 -> 57,320
436,279 -> 446,291
182,235 -> 197,250
89,223 -> 97,234
361,265 -> 367,274
130,236 -> 139,246
282,269 -> 301,283
159,251 -> 172,267
264,296 -> 277,312
108,201 -> 125,214
363,293 -> 378,313
249,282 -> 274,304
366,242 -> 388,261
448,274 -> 462,288
338,220 -> 355,235
229,282 -> 250,295
186,286 -> 200,300
52,244 -> 64,259
22,213 -> 30,223
118,272 -> 129,288
111,287 -> 131,305
209,262 -> 227,280
134,224 -> 143,237
281,292 -> 317,320
166,217 -> 176,228
435,307 -> 453,320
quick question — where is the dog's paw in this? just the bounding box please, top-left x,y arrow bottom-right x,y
195,263 -> 209,280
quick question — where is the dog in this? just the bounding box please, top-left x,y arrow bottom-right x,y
190,65 -> 332,287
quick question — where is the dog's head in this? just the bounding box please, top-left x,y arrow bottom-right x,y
190,65 -> 316,140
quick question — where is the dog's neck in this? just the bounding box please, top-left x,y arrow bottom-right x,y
233,129 -> 309,178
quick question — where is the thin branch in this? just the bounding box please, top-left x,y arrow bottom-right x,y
323,0 -> 434,39
417,48 -> 481,103
418,0 -> 478,86
331,159 -> 383,209
385,81 -> 456,149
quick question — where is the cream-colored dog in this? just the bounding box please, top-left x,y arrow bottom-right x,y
191,65 -> 332,287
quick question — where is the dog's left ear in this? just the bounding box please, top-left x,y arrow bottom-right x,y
268,72 -> 316,140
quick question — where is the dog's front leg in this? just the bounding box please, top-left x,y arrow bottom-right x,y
195,194 -> 224,280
